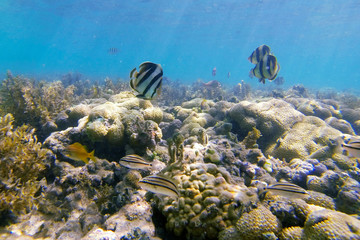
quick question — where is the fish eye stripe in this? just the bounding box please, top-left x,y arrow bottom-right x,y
261,45 -> 267,57
256,48 -> 260,62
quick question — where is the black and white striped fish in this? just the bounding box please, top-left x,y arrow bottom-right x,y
248,44 -> 271,64
263,182 -> 308,199
119,154 -> 152,171
138,175 -> 179,198
130,61 -> 163,100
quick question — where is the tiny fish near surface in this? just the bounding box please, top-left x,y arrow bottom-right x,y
63,142 -> 96,164
138,175 -> 179,198
119,154 -> 152,170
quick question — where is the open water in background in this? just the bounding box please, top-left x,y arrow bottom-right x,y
0,0 -> 359,91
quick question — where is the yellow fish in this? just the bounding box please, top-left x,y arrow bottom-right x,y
64,142 -> 96,164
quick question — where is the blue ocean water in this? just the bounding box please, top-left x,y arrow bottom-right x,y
0,0 -> 359,90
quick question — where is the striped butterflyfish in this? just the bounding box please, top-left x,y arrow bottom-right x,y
342,139 -> 360,158
249,54 -> 280,84
138,175 -> 179,198
130,61 -> 163,100
263,182 -> 308,200
248,44 -> 271,64
119,154 -> 152,171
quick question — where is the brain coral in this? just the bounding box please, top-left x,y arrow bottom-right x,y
236,204 -> 282,240
266,116 -> 342,161
303,207 -> 360,239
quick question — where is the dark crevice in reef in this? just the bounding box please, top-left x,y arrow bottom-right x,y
152,205 -> 185,240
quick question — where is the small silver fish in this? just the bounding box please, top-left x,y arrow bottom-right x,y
138,175 -> 179,198
342,140 -> 360,158
119,154 -> 152,170
262,182 -> 308,200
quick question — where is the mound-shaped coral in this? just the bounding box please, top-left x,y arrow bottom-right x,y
303,207 -> 360,239
266,116 -> 342,161
236,204 -> 281,240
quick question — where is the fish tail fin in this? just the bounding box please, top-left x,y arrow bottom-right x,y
89,150 -> 96,162
259,78 -> 265,84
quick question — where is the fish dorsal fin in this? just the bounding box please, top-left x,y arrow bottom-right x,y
69,142 -> 87,151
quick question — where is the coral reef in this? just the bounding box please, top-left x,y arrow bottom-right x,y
1,76 -> 360,240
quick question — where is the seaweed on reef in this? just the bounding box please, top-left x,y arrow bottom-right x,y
233,80 -> 251,100
0,71 -> 79,139
0,113 -> 50,223
158,77 -> 192,106
242,127 -> 262,149
339,92 -> 360,109
167,132 -> 185,163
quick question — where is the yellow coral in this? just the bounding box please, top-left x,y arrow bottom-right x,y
242,127 -> 261,149
303,207 -> 360,239
0,114 -> 49,215
236,205 -> 281,240
279,226 -> 304,240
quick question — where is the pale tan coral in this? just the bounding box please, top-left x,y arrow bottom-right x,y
266,116 -> 342,161
183,112 -> 215,128
305,190 -> 335,210
303,206 -> 360,239
235,204 -> 282,240
143,107 -> 163,124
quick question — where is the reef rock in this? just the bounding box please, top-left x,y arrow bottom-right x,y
104,193 -> 156,239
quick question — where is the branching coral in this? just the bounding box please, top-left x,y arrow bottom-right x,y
0,114 -> 50,220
